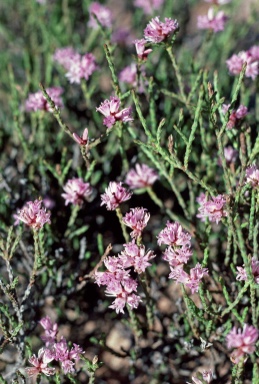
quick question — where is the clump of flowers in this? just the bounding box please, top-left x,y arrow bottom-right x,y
88,2 -> 112,29
134,39 -> 153,60
119,241 -> 156,273
100,182 -> 132,210
236,257 -> 259,284
62,178 -> 93,206
196,194 -> 227,224
222,103 -> 248,129
53,47 -> 97,84
245,165 -> 259,188
26,316 -> 84,376
122,207 -> 150,238
25,87 -> 63,112
157,221 -> 208,293
144,17 -> 179,43
134,0 -> 164,15
197,8 -> 228,33
96,96 -> 133,128
14,200 -> 51,229
125,163 -> 159,189
226,45 -> 259,80
226,324 -> 259,363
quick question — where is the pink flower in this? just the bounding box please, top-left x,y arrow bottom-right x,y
73,128 -> 89,146
144,17 -> 179,43
88,2 -> 112,29
246,165 -> 259,188
169,263 -> 208,294
197,194 -> 227,224
14,200 -> 51,229
125,163 -> 159,189
106,278 -> 141,314
226,324 -> 259,363
54,337 -> 84,374
94,256 -> 130,288
53,47 -> 80,70
134,39 -> 153,60
96,96 -> 133,128
223,145 -> 238,164
62,178 -> 93,206
26,348 -> 55,377
119,64 -> 137,87
119,241 -> 156,273
100,182 -> 132,210
226,49 -> 259,80
163,245 -> 193,267
197,8 -> 228,33
39,317 -> 58,346
122,207 -> 150,238
25,87 -> 63,112
236,257 -> 259,284
157,221 -> 192,247
222,103 -> 248,129
134,0 -> 164,15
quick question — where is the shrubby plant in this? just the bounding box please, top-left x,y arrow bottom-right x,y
0,0 -> 259,382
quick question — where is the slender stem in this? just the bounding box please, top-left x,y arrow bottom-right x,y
116,207 -> 129,243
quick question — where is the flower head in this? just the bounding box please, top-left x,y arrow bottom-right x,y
226,48 -> 259,80
236,257 -> 259,284
122,207 -> 150,238
14,200 -> 51,229
119,64 -> 138,87
144,17 -> 179,43
226,324 -> 259,363
157,221 -> 192,247
73,128 -> 89,146
223,146 -> 238,164
96,96 -> 133,128
222,103 -> 248,129
197,194 -> 227,224
134,39 -> 153,60
169,263 -> 208,294
26,348 -> 55,377
125,163 -> 159,189
197,8 -> 228,33
39,317 -> 58,346
25,87 -> 63,112
88,2 -> 112,29
62,178 -> 93,206
119,241 -> 156,273
100,182 -> 132,210
246,165 -> 259,188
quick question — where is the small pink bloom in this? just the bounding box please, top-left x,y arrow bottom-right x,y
39,317 -> 58,346
53,47 -> 80,70
246,165 -> 259,188
125,163 -> 159,189
226,49 -> 259,80
157,221 -> 192,247
134,39 -> 153,60
119,241 -> 156,273
163,245 -> 193,267
96,96 -> 133,128
88,2 -> 112,29
100,182 -> 132,210
119,64 -> 137,86
25,87 -> 63,112
62,178 -> 92,206
144,16 -> 179,43
26,348 -> 55,377
94,256 -> 130,288
223,145 -> 238,164
73,128 -> 89,146
134,0 -> 164,15
236,257 -> 259,284
14,200 -> 51,229
169,263 -> 208,294
122,207 -> 150,238
197,194 -> 227,224
222,103 -> 248,129
226,324 -> 259,363
106,278 -> 141,314
197,8 -> 228,33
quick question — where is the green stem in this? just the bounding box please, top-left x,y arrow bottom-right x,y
116,207 -> 129,243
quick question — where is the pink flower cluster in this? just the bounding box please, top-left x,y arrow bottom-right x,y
197,8 -> 228,33
96,96 -> 133,128
134,0 -> 164,15
25,87 -> 63,112
236,257 -> 259,284
95,240 -> 156,313
196,194 -> 227,224
88,2 -> 112,29
157,221 -> 208,293
246,165 -> 259,188
123,207 -> 150,238
53,47 -> 97,84
144,17 -> 179,43
62,178 -> 93,206
222,103 -> 248,129
125,163 -> 159,189
100,182 -> 132,210
226,45 -> 259,80
14,200 -> 51,229
226,324 -> 259,363
26,316 -> 84,376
